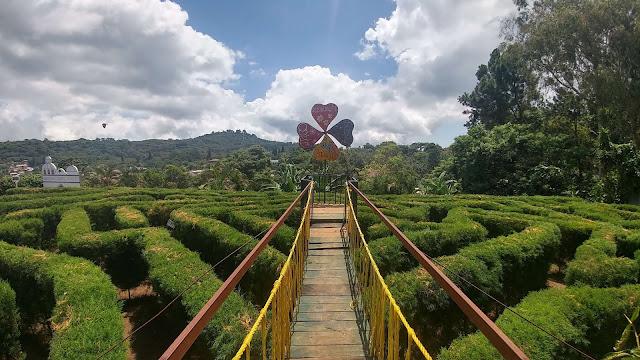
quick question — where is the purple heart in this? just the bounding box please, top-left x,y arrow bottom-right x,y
328,119 -> 354,147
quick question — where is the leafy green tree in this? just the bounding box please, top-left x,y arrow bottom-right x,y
163,165 -> 189,188
0,176 -> 15,195
142,169 -> 164,188
459,45 -> 540,129
18,173 -> 42,188
231,145 -> 271,179
513,0 -> 640,146
85,165 -> 120,187
119,169 -> 140,187
360,142 -> 418,194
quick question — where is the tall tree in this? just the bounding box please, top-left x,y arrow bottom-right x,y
513,0 -> 640,146
459,45 -> 540,128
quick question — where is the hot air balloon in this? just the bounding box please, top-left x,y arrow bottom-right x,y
102,123 -> 107,129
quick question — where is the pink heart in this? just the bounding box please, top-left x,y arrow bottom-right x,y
297,122 -> 324,150
311,103 -> 338,131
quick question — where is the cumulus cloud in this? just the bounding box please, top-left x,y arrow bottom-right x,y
0,0 -> 515,145
0,0 -> 243,140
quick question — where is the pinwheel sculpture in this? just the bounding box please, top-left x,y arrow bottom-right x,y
297,103 -> 354,161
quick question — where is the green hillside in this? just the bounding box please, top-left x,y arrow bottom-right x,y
0,130 -> 295,171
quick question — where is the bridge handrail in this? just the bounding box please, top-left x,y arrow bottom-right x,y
160,182 -> 314,360
347,181 -> 529,360
232,181 -> 314,359
345,185 -> 433,359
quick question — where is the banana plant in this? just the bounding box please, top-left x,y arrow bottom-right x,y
603,306 -> 640,359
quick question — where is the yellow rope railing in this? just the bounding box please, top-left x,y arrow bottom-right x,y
233,182 -> 313,360
346,185 -> 433,360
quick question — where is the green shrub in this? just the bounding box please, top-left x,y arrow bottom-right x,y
565,227 -> 639,287
143,228 -> 255,358
387,222 -> 561,347
224,211 -> 296,253
114,206 -> 149,228
83,203 -> 117,230
56,208 -> 92,247
0,279 -> 22,360
439,285 -> 640,360
170,209 -> 286,304
60,227 -> 255,359
369,208 -> 488,276
0,218 -> 44,247
0,241 -> 127,360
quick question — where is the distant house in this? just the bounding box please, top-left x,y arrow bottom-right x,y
8,160 -> 33,175
42,156 -> 81,188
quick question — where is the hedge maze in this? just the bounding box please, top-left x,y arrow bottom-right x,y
0,187 -> 296,359
2,187 -> 640,359
364,194 -> 640,359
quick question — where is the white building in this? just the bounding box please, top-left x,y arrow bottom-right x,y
42,156 -> 81,188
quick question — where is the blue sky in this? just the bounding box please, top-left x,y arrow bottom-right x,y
0,0 -> 514,145
176,0 -> 397,100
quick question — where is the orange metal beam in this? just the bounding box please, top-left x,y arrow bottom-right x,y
347,182 -> 529,360
159,182 -> 313,360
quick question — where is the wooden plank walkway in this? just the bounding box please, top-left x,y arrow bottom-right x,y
290,205 -> 367,360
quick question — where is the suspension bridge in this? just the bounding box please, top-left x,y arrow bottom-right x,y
159,180 -> 528,360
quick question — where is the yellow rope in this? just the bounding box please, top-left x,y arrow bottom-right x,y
233,183 -> 313,360
345,186 -> 433,360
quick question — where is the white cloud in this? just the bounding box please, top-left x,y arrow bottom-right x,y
0,0 -> 244,140
0,0 -> 515,146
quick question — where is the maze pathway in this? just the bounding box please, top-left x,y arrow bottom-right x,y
290,205 -> 368,360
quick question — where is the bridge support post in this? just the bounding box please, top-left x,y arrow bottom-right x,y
349,177 -> 358,216
300,175 -> 313,212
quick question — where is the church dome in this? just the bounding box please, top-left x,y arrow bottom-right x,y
65,165 -> 79,175
42,156 -> 57,175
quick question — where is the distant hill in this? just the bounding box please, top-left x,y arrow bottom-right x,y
0,130 -> 295,171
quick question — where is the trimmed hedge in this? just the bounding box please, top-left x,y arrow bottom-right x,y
565,226 -> 639,287
369,208 -> 488,276
0,218 -> 44,248
60,227 -> 255,359
56,207 -> 92,247
114,206 -> 149,229
386,222 -> 561,348
224,211 -> 296,254
170,209 -> 286,304
439,285 -> 640,360
0,241 -> 127,360
0,279 -> 22,360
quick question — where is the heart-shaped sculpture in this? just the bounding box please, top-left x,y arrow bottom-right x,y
297,103 -> 354,161
311,103 -> 338,131
297,122 -> 324,150
327,119 -> 354,147
312,135 -> 340,161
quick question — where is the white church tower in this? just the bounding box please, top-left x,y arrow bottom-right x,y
42,156 -> 81,188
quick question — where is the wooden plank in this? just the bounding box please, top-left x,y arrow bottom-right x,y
298,295 -> 352,304
296,311 -> 357,321
291,320 -> 360,332
297,303 -> 353,313
311,223 -> 344,229
290,344 -> 365,358
309,243 -> 346,250
291,330 -> 362,345
306,264 -> 347,274
304,269 -> 348,278
307,249 -> 347,255
302,283 -> 351,296
302,277 -> 350,285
